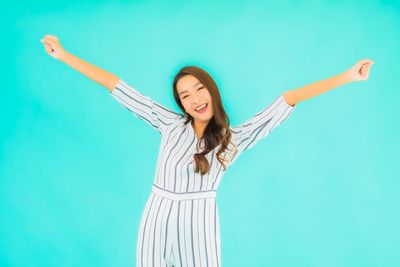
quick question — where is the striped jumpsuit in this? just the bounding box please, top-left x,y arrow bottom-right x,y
110,79 -> 296,267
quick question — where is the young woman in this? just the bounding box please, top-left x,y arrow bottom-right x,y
40,34 -> 374,267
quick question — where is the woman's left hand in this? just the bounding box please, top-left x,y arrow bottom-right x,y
344,58 -> 375,82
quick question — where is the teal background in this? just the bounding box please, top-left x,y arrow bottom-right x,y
2,0 -> 399,266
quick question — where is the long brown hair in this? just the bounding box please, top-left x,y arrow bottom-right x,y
172,66 -> 237,175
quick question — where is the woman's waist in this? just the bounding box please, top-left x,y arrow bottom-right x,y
151,183 -> 217,201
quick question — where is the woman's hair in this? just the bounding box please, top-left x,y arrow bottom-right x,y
172,66 -> 237,175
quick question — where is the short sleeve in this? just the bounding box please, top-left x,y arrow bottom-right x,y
110,79 -> 184,135
230,95 -> 296,153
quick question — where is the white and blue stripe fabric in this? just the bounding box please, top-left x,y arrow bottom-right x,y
110,78 -> 296,266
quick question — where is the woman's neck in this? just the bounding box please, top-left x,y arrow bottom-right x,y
191,120 -> 208,139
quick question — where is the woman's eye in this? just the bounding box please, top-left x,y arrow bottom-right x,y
182,87 -> 203,99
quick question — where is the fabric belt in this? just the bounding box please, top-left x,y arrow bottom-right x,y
151,184 -> 217,201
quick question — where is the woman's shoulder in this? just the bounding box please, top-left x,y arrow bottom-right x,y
163,115 -> 189,134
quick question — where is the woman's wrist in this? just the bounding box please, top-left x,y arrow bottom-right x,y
59,50 -> 69,62
340,69 -> 354,84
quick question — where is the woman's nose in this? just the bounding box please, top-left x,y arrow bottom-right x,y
192,98 -> 201,105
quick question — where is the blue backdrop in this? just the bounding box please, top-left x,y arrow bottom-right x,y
1,0 -> 399,266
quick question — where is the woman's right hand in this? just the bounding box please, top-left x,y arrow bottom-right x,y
40,34 -> 66,60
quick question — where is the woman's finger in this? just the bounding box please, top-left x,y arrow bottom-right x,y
44,36 -> 54,42
42,39 -> 52,46
40,38 -> 50,45
46,34 -> 58,41
364,58 -> 374,64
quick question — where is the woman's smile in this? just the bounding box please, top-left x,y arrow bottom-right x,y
195,103 -> 208,114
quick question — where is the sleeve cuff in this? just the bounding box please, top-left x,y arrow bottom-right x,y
110,79 -> 123,95
280,94 -> 296,108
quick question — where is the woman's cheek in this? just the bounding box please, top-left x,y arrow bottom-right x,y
183,102 -> 191,114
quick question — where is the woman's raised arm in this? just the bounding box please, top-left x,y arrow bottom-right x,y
230,58 -> 375,156
283,58 -> 375,106
40,34 -> 184,135
40,34 -> 118,91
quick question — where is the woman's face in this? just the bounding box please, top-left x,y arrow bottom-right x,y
176,75 -> 214,123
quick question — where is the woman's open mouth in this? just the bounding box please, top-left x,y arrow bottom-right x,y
195,103 -> 208,114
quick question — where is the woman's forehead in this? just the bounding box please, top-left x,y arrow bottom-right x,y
177,75 -> 202,93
